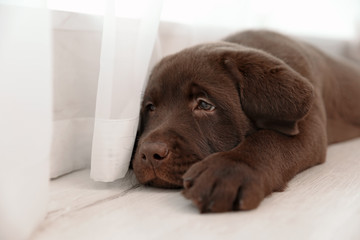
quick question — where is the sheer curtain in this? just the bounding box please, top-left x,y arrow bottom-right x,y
90,0 -> 163,182
47,0 -> 163,181
0,3 -> 51,240
0,1 -> 163,239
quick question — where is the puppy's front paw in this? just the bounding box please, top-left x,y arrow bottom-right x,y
182,153 -> 265,213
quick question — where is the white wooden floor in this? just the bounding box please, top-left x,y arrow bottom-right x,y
32,138 -> 360,240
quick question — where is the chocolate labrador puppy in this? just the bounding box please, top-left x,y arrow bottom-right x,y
132,30 -> 360,213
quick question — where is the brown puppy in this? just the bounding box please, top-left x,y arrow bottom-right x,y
132,30 -> 360,213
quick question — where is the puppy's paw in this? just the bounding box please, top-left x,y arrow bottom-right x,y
182,153 -> 265,213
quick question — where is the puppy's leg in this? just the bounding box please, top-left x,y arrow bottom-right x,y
182,110 -> 327,213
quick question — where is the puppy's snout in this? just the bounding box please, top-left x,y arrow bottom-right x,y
140,142 -> 169,166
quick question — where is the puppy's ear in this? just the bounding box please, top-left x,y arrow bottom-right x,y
224,50 -> 314,136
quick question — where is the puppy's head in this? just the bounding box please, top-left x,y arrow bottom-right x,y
132,42 -> 314,188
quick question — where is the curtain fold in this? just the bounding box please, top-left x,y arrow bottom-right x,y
50,12 -> 102,178
90,0 -> 163,182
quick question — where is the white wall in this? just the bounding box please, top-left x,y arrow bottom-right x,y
46,0 -> 360,40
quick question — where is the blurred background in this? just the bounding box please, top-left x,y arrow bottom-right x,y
1,0 -> 359,239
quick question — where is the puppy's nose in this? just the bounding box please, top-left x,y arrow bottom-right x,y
140,142 -> 169,166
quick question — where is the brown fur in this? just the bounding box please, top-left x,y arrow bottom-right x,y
132,30 -> 360,213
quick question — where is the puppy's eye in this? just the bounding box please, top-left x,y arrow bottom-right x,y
197,99 -> 215,111
145,103 -> 156,112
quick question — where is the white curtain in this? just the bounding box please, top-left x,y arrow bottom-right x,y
49,0 -> 163,181
90,0 -> 163,182
0,4 -> 51,240
0,1 -> 163,239
50,11 -> 102,178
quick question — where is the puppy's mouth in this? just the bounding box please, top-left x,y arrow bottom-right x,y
139,162 -> 186,189
138,167 -> 185,189
132,141 -> 204,189
146,177 -> 183,189
133,156 -> 198,189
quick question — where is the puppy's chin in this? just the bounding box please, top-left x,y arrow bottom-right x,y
146,178 -> 183,189
133,166 -> 184,189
